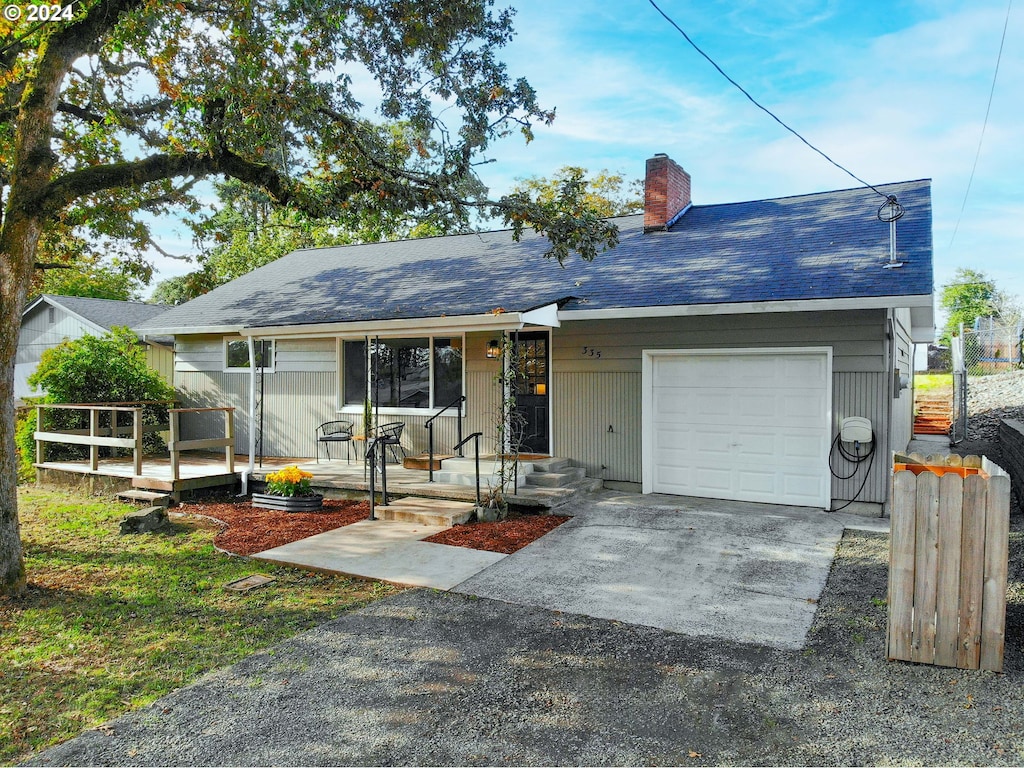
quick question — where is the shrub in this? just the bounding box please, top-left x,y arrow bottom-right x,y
27,328 -> 176,460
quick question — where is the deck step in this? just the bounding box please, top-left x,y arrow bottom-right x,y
375,496 -> 477,527
116,489 -> 173,507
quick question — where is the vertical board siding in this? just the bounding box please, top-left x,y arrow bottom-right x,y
832,371 -> 888,504
145,344 -> 174,385
465,368 -> 501,455
552,371 -> 641,482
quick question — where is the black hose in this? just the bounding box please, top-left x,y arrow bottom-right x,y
828,430 -> 876,511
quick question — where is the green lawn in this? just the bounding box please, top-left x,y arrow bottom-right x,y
914,373 -> 953,393
0,487 -> 401,765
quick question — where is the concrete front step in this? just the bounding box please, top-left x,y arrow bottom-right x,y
525,466 -> 587,488
529,457 -> 571,473
432,471 -> 529,490
374,496 -> 477,527
440,457 -> 535,477
518,477 -> 603,508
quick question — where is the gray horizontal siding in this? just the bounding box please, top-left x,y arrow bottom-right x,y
552,310 -> 886,373
17,305 -> 97,365
175,336 -> 335,373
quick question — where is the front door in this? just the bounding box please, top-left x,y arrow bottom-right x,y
513,331 -> 550,454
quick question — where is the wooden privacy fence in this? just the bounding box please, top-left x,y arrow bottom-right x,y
887,452 -> 1011,672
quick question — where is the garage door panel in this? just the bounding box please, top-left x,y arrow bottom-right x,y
782,355 -> 828,381
734,432 -> 776,458
782,434 -> 827,459
737,470 -> 777,495
648,350 -> 830,508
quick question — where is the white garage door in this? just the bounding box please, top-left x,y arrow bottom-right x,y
644,348 -> 831,508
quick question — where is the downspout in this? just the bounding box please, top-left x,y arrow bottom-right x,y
883,313 -> 896,516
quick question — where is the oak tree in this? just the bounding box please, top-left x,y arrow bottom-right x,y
0,0 -> 618,595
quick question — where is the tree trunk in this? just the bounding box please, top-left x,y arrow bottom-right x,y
0,211 -> 40,596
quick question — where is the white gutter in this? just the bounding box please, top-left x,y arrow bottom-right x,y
559,294 -> 934,322
137,324 -> 243,336
237,312 -> 530,339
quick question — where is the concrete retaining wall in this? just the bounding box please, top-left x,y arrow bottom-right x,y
998,419 -> 1024,507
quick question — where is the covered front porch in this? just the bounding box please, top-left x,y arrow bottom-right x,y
249,454 -> 599,510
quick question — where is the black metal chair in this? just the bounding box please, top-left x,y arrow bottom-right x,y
372,421 -> 406,464
316,420 -> 354,463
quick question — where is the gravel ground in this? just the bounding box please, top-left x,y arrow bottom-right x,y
25,504 -> 1024,767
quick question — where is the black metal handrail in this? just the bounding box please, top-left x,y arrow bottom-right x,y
426,395 -> 466,482
365,436 -> 388,519
452,431 -> 484,506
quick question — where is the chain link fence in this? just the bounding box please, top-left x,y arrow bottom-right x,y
961,317 -> 1024,375
949,318 -> 1023,445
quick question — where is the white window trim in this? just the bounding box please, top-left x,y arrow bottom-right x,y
224,337 -> 275,373
336,334 -> 465,414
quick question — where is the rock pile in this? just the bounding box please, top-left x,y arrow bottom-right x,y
966,370 -> 1024,441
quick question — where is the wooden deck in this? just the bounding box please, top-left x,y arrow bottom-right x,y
36,456 -> 245,492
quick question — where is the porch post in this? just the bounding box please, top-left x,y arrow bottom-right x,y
247,336 -> 256,474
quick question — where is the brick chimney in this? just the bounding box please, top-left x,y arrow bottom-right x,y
644,154 -> 691,232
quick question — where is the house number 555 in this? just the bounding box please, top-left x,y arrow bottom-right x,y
582,346 -> 602,358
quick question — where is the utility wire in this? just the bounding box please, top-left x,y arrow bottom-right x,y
646,0 -> 890,201
948,0 -> 1013,249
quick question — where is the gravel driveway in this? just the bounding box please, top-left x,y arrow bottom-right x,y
26,518 -> 1024,767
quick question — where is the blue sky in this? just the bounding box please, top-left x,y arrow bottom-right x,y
152,0 -> 1022,309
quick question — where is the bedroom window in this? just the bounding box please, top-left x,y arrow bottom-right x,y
342,337 -> 463,410
224,339 -> 274,372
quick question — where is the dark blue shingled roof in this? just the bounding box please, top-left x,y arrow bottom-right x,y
138,179 -> 932,331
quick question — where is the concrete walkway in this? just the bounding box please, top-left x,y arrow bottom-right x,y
252,519 -> 506,590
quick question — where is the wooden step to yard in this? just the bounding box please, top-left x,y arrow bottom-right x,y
116,489 -> 174,507
374,496 -> 477,527
402,453 -> 455,471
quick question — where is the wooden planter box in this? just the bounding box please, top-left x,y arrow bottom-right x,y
887,452 -> 1011,671
252,492 -> 323,512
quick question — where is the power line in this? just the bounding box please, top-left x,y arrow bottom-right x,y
646,0 -> 891,201
948,0 -> 1013,249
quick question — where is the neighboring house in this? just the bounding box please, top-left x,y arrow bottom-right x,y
16,294 -> 174,401
138,154 -> 934,514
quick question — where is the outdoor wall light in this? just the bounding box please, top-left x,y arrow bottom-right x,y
485,339 -> 501,359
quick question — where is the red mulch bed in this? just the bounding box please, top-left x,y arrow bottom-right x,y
176,498 -> 370,556
174,498 -> 569,556
423,513 -> 569,554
